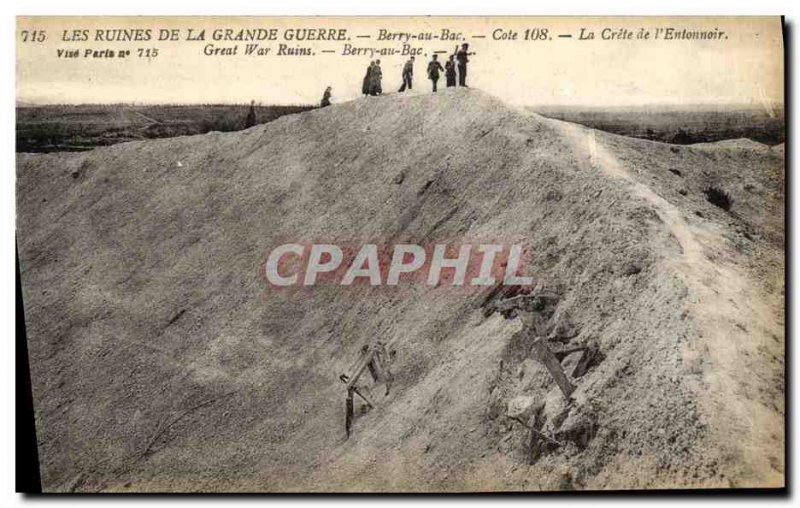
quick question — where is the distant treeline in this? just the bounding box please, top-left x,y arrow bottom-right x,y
16,103 -> 315,153
532,106 -> 785,146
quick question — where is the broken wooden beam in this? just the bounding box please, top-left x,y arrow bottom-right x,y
531,337 -> 576,400
345,352 -> 374,390
351,386 -> 376,409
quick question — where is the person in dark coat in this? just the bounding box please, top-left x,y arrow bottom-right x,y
320,86 -> 332,107
445,54 -> 456,87
369,59 -> 383,96
362,61 -> 374,96
244,100 -> 257,128
398,56 -> 415,92
456,43 -> 474,87
427,54 -> 444,92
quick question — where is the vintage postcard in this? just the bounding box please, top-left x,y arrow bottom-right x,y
15,16 -> 784,492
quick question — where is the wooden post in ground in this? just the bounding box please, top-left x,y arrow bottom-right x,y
345,387 -> 354,438
341,342 -> 396,438
342,346 -> 380,438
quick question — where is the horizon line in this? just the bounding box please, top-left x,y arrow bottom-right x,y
16,100 -> 786,110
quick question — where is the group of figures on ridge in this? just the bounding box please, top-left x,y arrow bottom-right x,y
320,43 -> 475,107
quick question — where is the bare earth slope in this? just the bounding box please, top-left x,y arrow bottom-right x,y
17,89 -> 784,492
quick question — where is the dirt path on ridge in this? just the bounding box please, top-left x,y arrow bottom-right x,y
546,118 -> 785,487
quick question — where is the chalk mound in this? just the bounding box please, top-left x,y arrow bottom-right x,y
17,88 -> 784,492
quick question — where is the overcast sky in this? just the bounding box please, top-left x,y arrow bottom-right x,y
17,16 -> 784,107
